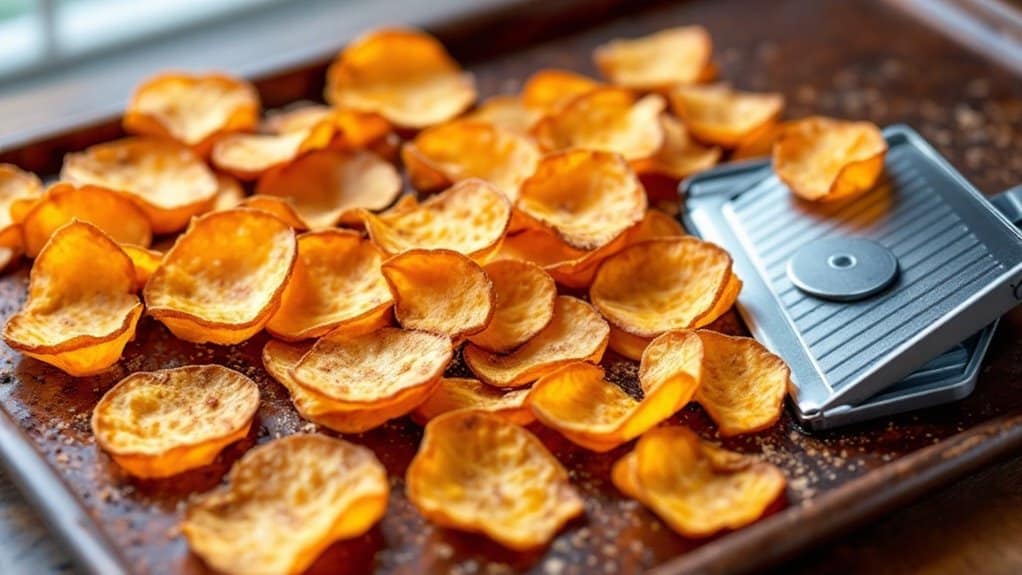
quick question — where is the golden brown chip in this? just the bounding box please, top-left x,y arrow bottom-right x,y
670,84 -> 784,148
0,164 -> 42,248
495,226 -> 634,289
467,259 -> 556,352
144,208 -> 297,344
61,137 -> 219,233
464,295 -> 609,388
608,326 -> 652,361
211,119 -> 335,181
638,329 -> 704,394
263,104 -> 334,135
633,114 -> 721,180
731,121 -> 787,160
183,434 -> 388,575
92,365 -> 258,478
465,95 -> 542,135
773,116 -> 888,202
3,222 -> 142,376
412,377 -> 534,426
325,28 -> 476,128
122,245 -> 163,291
628,208 -> 686,242
594,26 -> 714,90
406,411 -> 583,550
211,173 -> 246,211
239,195 -> 309,229
521,69 -> 601,114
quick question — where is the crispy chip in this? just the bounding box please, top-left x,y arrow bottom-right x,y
634,114 -> 720,180
211,119 -> 335,181
521,69 -> 601,114
496,226 -> 633,289
694,331 -> 788,436
183,434 -> 388,575
92,365 -> 258,478
612,427 -> 786,537
122,245 -> 163,291
124,73 -> 260,152
731,121 -> 787,160
263,104 -> 333,135
0,164 -> 42,248
594,26 -> 713,90
406,411 -> 583,550
325,28 -> 475,128
629,208 -> 686,242
267,230 -> 393,341
402,120 -> 540,201
61,137 -> 219,233
239,195 -> 309,229
3,222 -> 142,376
264,104 -> 393,151
465,95 -> 542,135
211,173 -> 245,211
464,296 -> 609,388
144,208 -> 297,344
412,378 -> 534,426
467,259 -> 556,352
773,116 -> 888,202
518,150 -> 646,250
591,237 -> 735,337
608,326 -> 652,361
670,85 -> 784,148
639,329 -> 704,393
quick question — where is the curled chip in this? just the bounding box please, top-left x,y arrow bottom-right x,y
144,208 -> 297,344
256,149 -> 402,228
240,195 -> 309,229
670,84 -> 784,148
183,434 -> 388,575
402,120 -> 540,201
521,69 -> 601,114
61,137 -> 218,233
3,222 -> 142,376
92,365 -> 258,478
611,427 -> 786,537
608,326 -> 652,361
382,249 -> 494,340
628,208 -> 686,243
412,378 -> 534,426
467,259 -> 556,352
496,226 -> 633,289
212,173 -> 245,211
406,411 -> 583,550
211,119 -> 334,181
518,150 -> 646,250
0,164 -> 42,248
363,179 -> 510,260
634,115 -> 720,180
465,95 -> 542,135
732,121 -> 787,161
267,230 -> 393,341
695,330 -> 789,436
594,26 -> 714,91
21,183 -> 153,258
122,245 -> 163,291
124,73 -> 260,153
325,28 -> 475,128
531,88 -> 665,161
639,330 -> 704,394
591,237 -> 735,337
773,116 -> 888,202
464,296 -> 609,388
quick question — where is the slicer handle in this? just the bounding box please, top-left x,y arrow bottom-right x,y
991,184 -> 1022,227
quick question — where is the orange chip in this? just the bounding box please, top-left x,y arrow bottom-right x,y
92,365 -> 259,478
211,118 -> 335,181
61,137 -> 219,233
122,245 -> 163,291
183,434 -> 388,575
465,95 -> 542,135
239,195 -> 309,229
633,115 -> 721,180
0,164 -> 42,248
518,150 -> 647,251
402,120 -> 540,201
464,296 -> 609,388
266,230 -> 393,341
731,121 -> 787,161
521,69 -> 601,114
412,377 -> 534,426
211,173 -> 246,211
594,26 -> 714,91
694,330 -> 789,436
21,183 -> 153,258
363,179 -> 511,260
773,116 -> 888,202
325,28 -> 476,128
3,222 -> 142,376
670,84 -> 784,148
263,104 -> 334,135
639,330 -> 704,394
467,259 -> 556,353
144,208 -> 297,344
406,411 -> 583,550
607,326 -> 652,361
124,73 -> 260,153
628,208 -> 686,242
611,426 -> 786,537
495,226 -> 635,289
532,88 -> 665,161
255,149 -> 402,228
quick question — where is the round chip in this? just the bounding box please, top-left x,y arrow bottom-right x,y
211,173 -> 246,211
92,365 -> 259,478
325,28 -> 476,128
406,411 -> 583,550
412,377 -> 534,426
211,119 -> 335,181
144,208 -> 297,344
638,329 -> 704,394
628,208 -> 686,242
122,245 -> 163,291
467,259 -> 556,353
521,69 -> 601,114
267,230 -> 393,341
183,434 -> 388,575
670,84 -> 784,148
633,114 -> 721,180
496,226 -> 635,289
61,137 -> 219,233
594,26 -> 714,91
607,326 -> 652,361
381,249 -> 494,340
773,116 -> 888,202
255,149 -> 402,228
464,295 -> 609,388
239,195 -> 309,229
732,121 -> 787,160
694,330 -> 789,436
0,164 -> 42,248
465,95 -> 542,135
3,221 -> 142,376
262,104 -> 333,135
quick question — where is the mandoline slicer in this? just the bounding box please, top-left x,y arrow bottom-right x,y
680,124 -> 1022,430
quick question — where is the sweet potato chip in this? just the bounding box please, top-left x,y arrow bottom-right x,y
267,230 -> 393,341
211,173 -> 245,211
61,137 -> 219,233
521,69 -> 601,114
467,259 -> 556,352
92,365 -> 258,478
773,116 -> 888,202
325,28 -> 475,128
265,104 -> 393,152
639,329 -> 704,394
122,245 -> 163,291
694,330 -> 789,436
634,114 -> 721,180
144,208 -> 297,344
608,326 -> 652,361
670,84 -> 784,147
465,95 -> 542,135
464,296 -> 609,388
239,195 -> 309,229
518,150 -> 646,250
495,226 -> 634,289
594,26 -> 714,90
402,120 -> 540,201
406,411 -> 583,550
628,208 -> 686,242
211,119 -> 335,181
3,222 -> 142,376
263,104 -> 333,135
0,164 -> 42,248
412,378 -> 534,426
731,121 -> 787,160
183,434 -> 388,575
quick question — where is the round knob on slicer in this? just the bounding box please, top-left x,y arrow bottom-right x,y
787,237 -> 899,301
